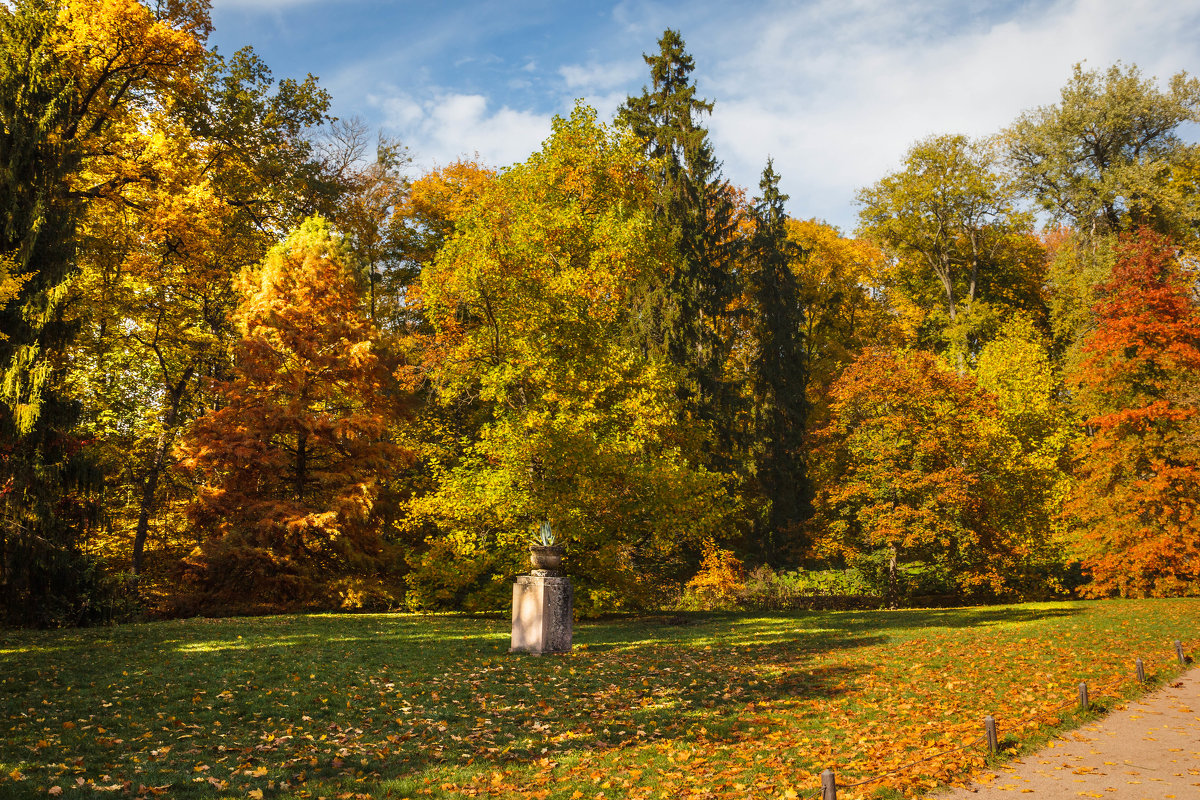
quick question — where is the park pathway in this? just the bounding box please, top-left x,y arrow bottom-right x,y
934,667 -> 1200,799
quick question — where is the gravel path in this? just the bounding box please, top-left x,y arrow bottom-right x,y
934,667 -> 1200,799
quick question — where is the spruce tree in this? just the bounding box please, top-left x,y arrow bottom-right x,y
747,161 -> 811,563
617,30 -> 739,450
0,0 -> 206,623
0,1 -> 102,626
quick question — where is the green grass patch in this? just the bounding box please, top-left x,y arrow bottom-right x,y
2,599 -> 1197,799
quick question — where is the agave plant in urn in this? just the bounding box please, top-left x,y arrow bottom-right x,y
529,520 -> 565,575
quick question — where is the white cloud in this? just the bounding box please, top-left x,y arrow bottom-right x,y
369,89 -> 552,171
267,0 -> 1200,234
559,60 -> 644,91
668,0 -> 1200,231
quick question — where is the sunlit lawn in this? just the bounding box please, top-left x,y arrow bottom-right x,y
2,599 -> 1198,800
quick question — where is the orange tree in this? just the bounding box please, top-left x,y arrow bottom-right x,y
810,348 -> 1054,603
69,42 -> 339,584
176,217 -> 408,612
407,105 -> 729,613
1067,229 -> 1200,597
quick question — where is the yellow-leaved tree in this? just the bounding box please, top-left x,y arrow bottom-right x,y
406,105 -> 729,613
1,0 -> 209,625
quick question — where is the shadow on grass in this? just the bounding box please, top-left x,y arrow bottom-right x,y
0,603 -> 1094,799
0,614 -> 874,799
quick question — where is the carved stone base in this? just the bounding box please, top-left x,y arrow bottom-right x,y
511,575 -> 573,655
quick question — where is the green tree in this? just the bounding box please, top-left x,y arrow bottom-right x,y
745,161 -> 810,563
617,29 -> 740,451
408,106 -> 728,613
0,0 -> 208,625
1006,62 -> 1200,239
185,45 -> 335,236
857,134 -> 1037,372
1009,65 -> 1200,392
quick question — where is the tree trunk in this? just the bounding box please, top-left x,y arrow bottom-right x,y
131,433 -> 166,577
295,429 -> 308,502
131,367 -> 193,577
887,544 -> 899,609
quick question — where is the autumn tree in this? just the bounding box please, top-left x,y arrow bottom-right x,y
57,28 -> 347,599
743,161 -> 810,563
975,316 -> 1074,474
857,135 -> 1039,372
408,105 -> 728,613
974,316 -> 1075,581
1008,64 -> 1200,390
176,217 -> 407,612
388,159 -> 496,334
784,218 -> 897,423
618,29 -> 740,452
0,0 -> 208,625
1066,230 -> 1200,597
1007,62 -> 1200,239
811,348 -> 1053,604
69,108 -> 237,581
314,117 -> 411,324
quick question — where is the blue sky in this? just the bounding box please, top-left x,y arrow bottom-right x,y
209,0 -> 1200,233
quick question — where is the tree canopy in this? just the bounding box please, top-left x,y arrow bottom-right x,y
4,5 -> 1200,623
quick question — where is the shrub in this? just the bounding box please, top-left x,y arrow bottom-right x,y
682,542 -> 745,610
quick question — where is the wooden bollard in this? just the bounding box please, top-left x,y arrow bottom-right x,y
1136,658 -> 1145,683
1176,640 -> 1186,667
821,768 -> 837,800
984,715 -> 998,756
1078,682 -> 1089,711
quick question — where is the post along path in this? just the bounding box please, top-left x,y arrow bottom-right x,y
935,667 -> 1200,799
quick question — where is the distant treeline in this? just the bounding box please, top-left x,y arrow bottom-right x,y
2,1 -> 1199,626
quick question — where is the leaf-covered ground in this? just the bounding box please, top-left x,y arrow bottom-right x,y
2,600 -> 1198,800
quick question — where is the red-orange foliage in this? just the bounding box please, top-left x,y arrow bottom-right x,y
811,349 -> 1045,601
1068,229 -> 1200,597
175,218 -> 409,610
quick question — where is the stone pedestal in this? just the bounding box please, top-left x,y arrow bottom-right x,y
511,574 -> 572,654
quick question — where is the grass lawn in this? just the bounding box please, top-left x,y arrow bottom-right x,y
2,599 -> 1198,800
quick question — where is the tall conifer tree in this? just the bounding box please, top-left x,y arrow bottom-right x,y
617,30 -> 739,450
0,0 -> 208,624
0,1 -> 98,625
747,161 -> 811,562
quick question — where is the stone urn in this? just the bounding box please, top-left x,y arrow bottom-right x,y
529,544 -> 565,573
